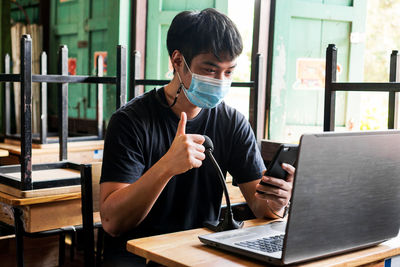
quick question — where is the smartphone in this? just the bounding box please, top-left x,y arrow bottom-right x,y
257,144 -> 298,192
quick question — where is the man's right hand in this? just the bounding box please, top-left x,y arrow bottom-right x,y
163,112 -> 206,176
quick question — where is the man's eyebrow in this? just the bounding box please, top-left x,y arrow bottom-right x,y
201,60 -> 237,69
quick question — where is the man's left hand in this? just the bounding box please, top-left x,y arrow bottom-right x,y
255,163 -> 295,214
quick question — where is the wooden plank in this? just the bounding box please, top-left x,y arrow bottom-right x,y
0,167 -> 81,197
5,168 -> 80,182
29,150 -> 102,164
0,149 -> 9,157
290,0 -> 354,21
11,23 -> 27,134
3,138 -> 104,150
87,18 -> 108,31
0,234 -> 15,240
27,23 -> 43,134
127,220 -> 400,267
126,219 -> 276,267
0,197 -> 83,233
23,198 -> 82,232
0,140 -> 104,164
0,153 -> 20,165
0,183 -> 81,198
0,190 -> 81,206
53,23 -> 79,35
0,142 -> 21,154
0,202 -> 14,226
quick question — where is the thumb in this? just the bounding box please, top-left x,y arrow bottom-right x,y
282,163 -> 295,183
176,112 -> 187,136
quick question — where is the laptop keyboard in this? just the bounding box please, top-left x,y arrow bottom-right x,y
235,234 -> 284,253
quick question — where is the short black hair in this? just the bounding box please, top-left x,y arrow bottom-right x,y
167,8 -> 243,67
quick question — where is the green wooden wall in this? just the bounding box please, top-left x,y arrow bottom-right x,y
49,0 -> 131,125
269,0 -> 367,142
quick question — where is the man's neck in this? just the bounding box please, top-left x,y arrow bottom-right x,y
164,76 -> 202,120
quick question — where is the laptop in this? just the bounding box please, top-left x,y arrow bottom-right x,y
199,131 -> 400,265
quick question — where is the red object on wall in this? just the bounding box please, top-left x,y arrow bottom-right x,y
68,58 -> 77,75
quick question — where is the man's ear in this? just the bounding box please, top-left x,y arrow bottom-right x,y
171,50 -> 184,72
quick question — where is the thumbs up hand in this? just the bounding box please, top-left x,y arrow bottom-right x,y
163,112 -> 206,176
175,111 -> 187,137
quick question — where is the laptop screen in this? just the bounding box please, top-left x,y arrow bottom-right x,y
283,131 -> 400,264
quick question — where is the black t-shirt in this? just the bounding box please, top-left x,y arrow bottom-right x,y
100,88 -> 265,250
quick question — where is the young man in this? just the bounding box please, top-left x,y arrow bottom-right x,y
100,8 -> 294,265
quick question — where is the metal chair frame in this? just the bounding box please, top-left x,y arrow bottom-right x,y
324,44 -> 400,131
0,34 -> 127,267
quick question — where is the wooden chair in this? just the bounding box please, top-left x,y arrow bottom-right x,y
80,162 -> 103,266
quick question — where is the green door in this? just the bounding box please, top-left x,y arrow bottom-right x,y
145,0 -> 228,85
269,0 -> 367,143
49,0 -> 130,123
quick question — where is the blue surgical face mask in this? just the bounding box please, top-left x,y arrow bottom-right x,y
176,57 -> 232,109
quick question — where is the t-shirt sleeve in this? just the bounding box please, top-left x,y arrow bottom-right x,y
227,113 -> 266,185
100,112 -> 145,184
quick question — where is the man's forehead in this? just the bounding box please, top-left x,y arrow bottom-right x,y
194,52 -> 237,68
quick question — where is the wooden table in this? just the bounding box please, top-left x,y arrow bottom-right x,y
127,219 -> 400,267
0,162 -> 102,267
0,190 -> 83,232
0,189 -> 84,267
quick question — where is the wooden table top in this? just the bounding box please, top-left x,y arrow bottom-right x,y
0,190 -> 81,206
0,139 -> 104,155
127,219 -> 400,267
0,149 -> 9,157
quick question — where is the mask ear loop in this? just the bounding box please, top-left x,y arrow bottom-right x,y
168,77 -> 182,108
167,55 -> 191,108
156,71 -> 182,109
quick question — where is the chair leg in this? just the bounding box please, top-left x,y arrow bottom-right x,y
13,207 -> 25,267
70,232 -> 75,261
95,228 -> 104,267
59,232 -> 65,266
